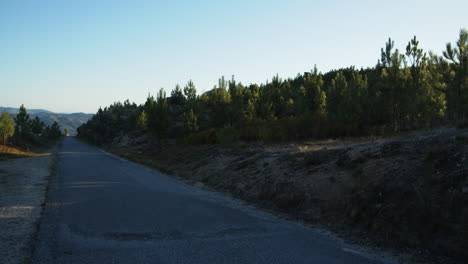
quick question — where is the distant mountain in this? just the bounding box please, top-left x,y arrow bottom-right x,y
0,107 -> 54,115
0,107 -> 93,136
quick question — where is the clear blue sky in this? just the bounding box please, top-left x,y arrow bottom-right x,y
1,0 -> 467,113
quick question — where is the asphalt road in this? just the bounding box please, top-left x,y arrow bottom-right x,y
33,137 -> 393,264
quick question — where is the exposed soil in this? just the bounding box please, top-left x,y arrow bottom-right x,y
109,128 -> 468,264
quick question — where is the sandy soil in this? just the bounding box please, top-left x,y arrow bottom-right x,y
0,149 -> 57,264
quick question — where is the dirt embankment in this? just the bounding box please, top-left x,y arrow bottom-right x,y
111,128 -> 468,263
0,147 -> 58,264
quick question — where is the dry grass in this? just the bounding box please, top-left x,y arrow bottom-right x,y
0,146 -> 37,160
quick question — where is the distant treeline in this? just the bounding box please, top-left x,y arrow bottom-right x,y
0,105 -> 63,146
78,29 -> 468,145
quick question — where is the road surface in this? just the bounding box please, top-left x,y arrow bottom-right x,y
33,137 -> 393,264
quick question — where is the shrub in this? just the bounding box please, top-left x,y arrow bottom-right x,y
218,125 -> 239,145
181,128 -> 218,145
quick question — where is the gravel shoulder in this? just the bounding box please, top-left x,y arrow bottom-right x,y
0,146 -> 58,264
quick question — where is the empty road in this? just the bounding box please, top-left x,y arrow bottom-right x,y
33,137 -> 393,264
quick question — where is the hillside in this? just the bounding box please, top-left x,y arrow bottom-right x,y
0,107 -> 93,135
108,128 -> 468,263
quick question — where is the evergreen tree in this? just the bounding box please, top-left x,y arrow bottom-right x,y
346,71 -> 368,124
443,29 -> 468,119
243,99 -> 256,121
183,109 -> 199,134
48,121 -> 62,139
76,28 -> 467,143
304,66 -> 327,119
31,116 -> 45,134
379,38 -> 411,131
327,71 -> 348,122
202,77 -> 232,127
137,110 -> 148,129
171,84 -> 186,105
405,36 -> 425,124
14,104 -> 31,136
147,88 -> 170,139
183,80 -> 197,103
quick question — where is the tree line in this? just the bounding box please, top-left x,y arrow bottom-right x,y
0,105 -> 63,146
78,29 -> 468,145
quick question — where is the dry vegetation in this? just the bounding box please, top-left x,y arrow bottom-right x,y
110,128 -> 468,263
0,146 -> 37,160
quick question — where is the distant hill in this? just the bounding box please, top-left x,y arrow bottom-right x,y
0,107 -> 54,115
0,107 -> 93,136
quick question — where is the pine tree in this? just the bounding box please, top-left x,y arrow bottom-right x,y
304,66 -> 327,119
443,29 -> 468,119
147,88 -> 170,139
406,36 -> 426,124
137,110 -> 148,129
14,104 -> 31,136
183,80 -> 197,103
327,71 -> 348,122
171,84 -> 186,105
183,109 -> 199,134
31,116 -> 45,134
347,71 -> 368,124
47,121 -> 62,139
203,77 -> 232,127
243,99 -> 256,121
379,38 -> 410,131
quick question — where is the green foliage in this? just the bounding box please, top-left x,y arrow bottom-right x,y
170,84 -> 186,105
14,104 -> 31,137
77,29 -> 467,146
443,29 -> 468,119
47,121 -> 62,139
31,116 -> 45,134
137,110 -> 148,130
146,89 -> 170,139
218,125 -> 239,145
0,111 -> 15,145
183,80 -> 197,103
201,76 -> 233,127
183,109 -> 199,134
181,128 -> 218,145
304,66 -> 327,119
